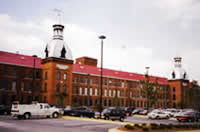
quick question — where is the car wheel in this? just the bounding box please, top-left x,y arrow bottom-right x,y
24,113 -> 30,119
53,112 -> 59,118
120,117 -> 124,122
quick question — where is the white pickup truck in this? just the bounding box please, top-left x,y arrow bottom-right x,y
11,103 -> 62,119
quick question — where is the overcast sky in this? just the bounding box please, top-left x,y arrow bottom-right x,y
0,0 -> 200,82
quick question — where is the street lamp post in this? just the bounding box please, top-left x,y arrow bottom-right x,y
32,55 -> 37,102
99,35 -> 106,119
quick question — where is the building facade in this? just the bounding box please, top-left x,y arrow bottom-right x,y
0,23 -> 194,109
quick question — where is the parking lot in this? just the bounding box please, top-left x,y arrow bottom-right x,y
1,115 -> 200,132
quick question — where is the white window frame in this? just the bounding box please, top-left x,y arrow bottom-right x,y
90,88 -> 93,96
79,87 -> 82,95
85,87 -> 88,95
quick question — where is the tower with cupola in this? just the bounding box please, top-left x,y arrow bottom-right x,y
168,57 -> 189,108
41,24 -> 73,106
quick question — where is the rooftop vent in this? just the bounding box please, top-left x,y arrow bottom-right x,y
129,74 -> 133,76
21,57 -> 25,60
80,66 -> 84,69
115,72 -> 118,74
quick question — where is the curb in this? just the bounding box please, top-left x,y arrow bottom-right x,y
108,128 -> 125,132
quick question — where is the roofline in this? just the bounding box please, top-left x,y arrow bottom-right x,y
0,62 -> 41,69
72,72 -> 168,85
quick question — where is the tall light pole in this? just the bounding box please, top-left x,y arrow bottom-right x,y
32,55 -> 37,102
99,35 -> 106,119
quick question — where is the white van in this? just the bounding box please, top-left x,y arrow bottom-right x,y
11,102 -> 62,119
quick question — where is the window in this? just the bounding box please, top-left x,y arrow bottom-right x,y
104,100 -> 107,106
73,86 -> 78,94
109,89 -> 111,97
12,81 -> 16,91
45,72 -> 48,80
130,91 -> 132,98
140,84 -> 143,89
113,90 -> 116,97
137,91 -> 139,98
122,90 -> 124,97
90,78 -> 93,85
173,87 -> 176,92
118,81 -> 120,87
21,69 -> 26,78
36,82 -> 40,93
74,76 -> 78,83
126,91 -> 128,97
117,90 -> 120,97
21,81 -> 24,91
29,71 -> 33,78
114,80 -> 117,87
28,82 -> 33,91
79,87 -> 82,95
121,99 -> 124,106
95,99 -> 98,105
89,99 -> 92,106
133,91 -> 136,98
56,83 -> 60,92
141,101 -> 143,107
90,88 -> 93,96
130,82 -> 132,88
85,77 -> 89,84
109,100 -> 112,106
44,83 -> 47,92
85,88 -> 88,95
95,88 -> 98,96
63,84 -> 67,93
4,67 -> 8,76
80,77 -> 83,83
137,83 -> 140,89
104,89 -> 107,96
36,71 -> 40,79
2,80 -> 9,90
133,83 -> 136,88
109,80 -> 112,86
122,81 -> 124,88
57,72 -> 61,80
137,101 -> 140,107
173,94 -> 176,100
95,78 -> 98,85
104,80 -> 107,86
64,72 -> 67,80
13,68 -> 17,76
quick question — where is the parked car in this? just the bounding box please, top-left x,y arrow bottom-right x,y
11,103 -> 62,119
50,105 -> 64,115
71,106 -> 95,118
63,106 -> 75,116
0,105 -> 11,115
139,109 -> 148,115
125,107 -> 135,116
103,107 -> 126,121
148,111 -> 169,119
176,111 -> 199,122
132,109 -> 143,115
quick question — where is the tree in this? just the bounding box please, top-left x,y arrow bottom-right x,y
188,80 -> 200,111
140,74 -> 159,109
113,90 -> 120,107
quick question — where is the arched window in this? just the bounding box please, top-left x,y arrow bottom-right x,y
63,84 -> 67,93
64,72 -> 67,80
56,83 -> 60,92
57,72 -> 61,80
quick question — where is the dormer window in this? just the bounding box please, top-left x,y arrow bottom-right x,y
172,71 -> 175,79
61,46 -> 66,58
183,72 -> 186,79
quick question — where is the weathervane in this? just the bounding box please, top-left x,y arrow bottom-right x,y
52,8 -> 63,24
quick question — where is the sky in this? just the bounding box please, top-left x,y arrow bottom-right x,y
0,0 -> 200,83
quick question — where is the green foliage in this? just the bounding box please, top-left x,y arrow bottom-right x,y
124,124 -> 135,130
150,123 -> 159,130
140,74 -> 159,109
142,127 -> 149,132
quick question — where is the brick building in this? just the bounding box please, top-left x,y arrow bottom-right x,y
0,23 -> 194,109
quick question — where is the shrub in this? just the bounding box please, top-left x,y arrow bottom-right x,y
142,127 -> 149,132
159,124 -> 168,129
124,124 -> 135,130
150,123 -> 159,129
134,123 -> 141,128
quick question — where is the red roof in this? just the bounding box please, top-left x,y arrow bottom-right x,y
72,63 -> 168,85
0,51 -> 168,85
0,51 -> 41,68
